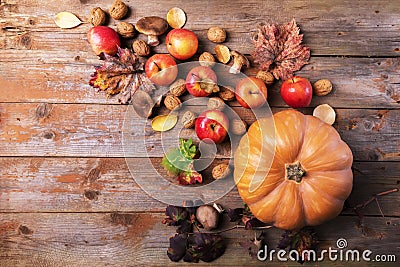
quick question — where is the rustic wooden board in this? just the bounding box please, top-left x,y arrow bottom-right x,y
1,0 -> 400,56
0,213 -> 399,266
0,103 -> 399,160
0,55 -> 399,108
0,157 -> 399,217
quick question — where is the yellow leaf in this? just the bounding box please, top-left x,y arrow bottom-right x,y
54,12 -> 83,29
152,114 -> 178,132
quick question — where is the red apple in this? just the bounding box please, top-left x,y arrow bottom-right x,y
235,77 -> 268,109
145,54 -> 178,86
186,66 -> 218,97
280,76 -> 312,108
87,26 -> 121,56
166,29 -> 198,60
195,110 -> 229,144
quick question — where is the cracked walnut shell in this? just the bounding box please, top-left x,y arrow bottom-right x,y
89,7 -> 106,26
132,40 -> 150,56
109,0 -> 128,20
212,163 -> 231,180
313,79 -> 333,96
117,22 -> 135,38
207,26 -> 226,43
218,86 -> 235,101
207,97 -> 225,111
199,52 -> 216,68
215,44 -> 230,64
169,79 -> 186,96
181,111 -> 196,129
256,70 -> 275,85
164,95 -> 181,110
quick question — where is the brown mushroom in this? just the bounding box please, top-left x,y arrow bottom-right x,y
229,51 -> 250,74
135,16 -> 168,46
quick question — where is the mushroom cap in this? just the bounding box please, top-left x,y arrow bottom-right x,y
231,51 -> 250,66
135,16 -> 169,36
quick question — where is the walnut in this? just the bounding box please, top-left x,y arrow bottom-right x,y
164,95 -> 181,110
231,119 -> 247,135
181,110 -> 196,129
207,26 -> 226,43
89,7 -> 106,26
199,52 -> 216,68
169,79 -> 186,96
109,0 -> 128,20
313,79 -> 333,96
212,163 -> 231,180
215,44 -> 230,64
218,86 -> 235,101
256,70 -> 275,85
132,40 -> 150,56
207,97 -> 225,111
117,22 -> 135,38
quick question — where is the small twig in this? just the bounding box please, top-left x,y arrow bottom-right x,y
202,224 -> 273,235
353,188 -> 399,216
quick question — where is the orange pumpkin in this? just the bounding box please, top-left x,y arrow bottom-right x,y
234,109 -> 353,230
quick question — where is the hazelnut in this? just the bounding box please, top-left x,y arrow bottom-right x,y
199,52 -> 216,68
212,163 -> 231,180
132,40 -> 150,56
215,44 -> 230,64
169,79 -> 186,96
109,0 -> 128,20
117,22 -> 135,38
218,86 -> 235,101
207,97 -> 225,111
207,26 -> 226,43
313,79 -> 333,96
181,111 -> 196,129
89,7 -> 106,26
256,70 -> 275,85
164,95 -> 181,110
231,119 -> 247,135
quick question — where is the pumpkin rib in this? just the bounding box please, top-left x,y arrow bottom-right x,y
300,180 -> 344,226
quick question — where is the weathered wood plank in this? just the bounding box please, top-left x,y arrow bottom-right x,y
1,0 -> 400,56
0,157 -> 398,216
0,55 -> 399,108
0,103 -> 399,161
0,213 -> 398,266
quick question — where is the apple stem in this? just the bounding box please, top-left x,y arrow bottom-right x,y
192,73 -> 200,79
154,62 -> 160,71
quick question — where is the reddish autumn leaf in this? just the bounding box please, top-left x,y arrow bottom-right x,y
252,19 -> 310,80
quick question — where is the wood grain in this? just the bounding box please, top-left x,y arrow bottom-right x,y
1,0 -> 400,265
1,0 -> 400,56
0,213 -> 399,266
0,55 -> 399,108
0,157 -> 399,216
0,103 -> 398,161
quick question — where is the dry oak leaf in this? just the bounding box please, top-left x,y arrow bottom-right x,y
252,19 -> 310,81
89,47 -> 156,104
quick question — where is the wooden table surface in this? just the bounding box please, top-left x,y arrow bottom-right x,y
1,0 -> 399,266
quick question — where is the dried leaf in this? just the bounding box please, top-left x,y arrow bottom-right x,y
167,233 -> 188,262
152,114 -> 178,132
54,12 -> 83,29
252,19 -> 310,80
89,47 -> 156,104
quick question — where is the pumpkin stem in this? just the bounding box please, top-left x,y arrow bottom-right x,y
285,161 -> 306,183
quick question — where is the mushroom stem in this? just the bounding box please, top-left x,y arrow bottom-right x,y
229,61 -> 243,74
147,35 -> 160,46
229,51 -> 250,74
